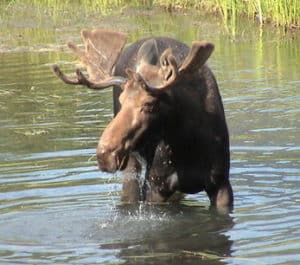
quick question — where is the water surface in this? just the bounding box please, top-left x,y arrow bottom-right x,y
0,4 -> 299,265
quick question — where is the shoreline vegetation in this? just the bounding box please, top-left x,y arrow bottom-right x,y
158,0 -> 300,29
1,0 -> 300,31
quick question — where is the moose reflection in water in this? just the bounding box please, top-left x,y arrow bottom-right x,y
53,29 -> 233,211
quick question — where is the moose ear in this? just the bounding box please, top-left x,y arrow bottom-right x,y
179,41 -> 214,74
125,68 -> 134,79
136,38 -> 159,66
125,68 -> 141,82
68,29 -> 127,81
133,41 -> 215,96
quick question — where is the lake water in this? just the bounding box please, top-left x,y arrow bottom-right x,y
0,4 -> 299,265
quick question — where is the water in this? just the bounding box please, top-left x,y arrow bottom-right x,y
0,4 -> 299,265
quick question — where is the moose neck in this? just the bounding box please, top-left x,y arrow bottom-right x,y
162,68 -> 228,163
165,75 -> 207,140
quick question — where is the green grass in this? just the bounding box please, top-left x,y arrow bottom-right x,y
156,0 -> 300,28
1,0 -> 300,29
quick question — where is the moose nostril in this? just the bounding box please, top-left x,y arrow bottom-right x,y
96,145 -> 107,159
100,149 -> 106,155
96,145 -> 116,162
96,145 -> 119,173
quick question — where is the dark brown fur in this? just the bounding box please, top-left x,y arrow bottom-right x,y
111,37 -> 233,209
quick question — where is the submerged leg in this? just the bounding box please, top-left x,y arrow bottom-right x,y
206,180 -> 233,211
121,155 -> 141,203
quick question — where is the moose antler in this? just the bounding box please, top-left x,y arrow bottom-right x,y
52,65 -> 126,89
52,29 -> 128,89
139,41 -> 214,95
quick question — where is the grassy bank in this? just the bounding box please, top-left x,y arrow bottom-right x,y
1,0 -> 300,29
193,0 -> 300,28
158,0 -> 300,28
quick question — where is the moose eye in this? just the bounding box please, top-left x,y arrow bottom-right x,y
142,102 -> 157,113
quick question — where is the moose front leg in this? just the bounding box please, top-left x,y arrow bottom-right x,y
144,171 -> 181,203
143,142 -> 179,203
120,154 -> 142,203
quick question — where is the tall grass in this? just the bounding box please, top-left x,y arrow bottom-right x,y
162,0 -> 300,28
2,0 -> 300,29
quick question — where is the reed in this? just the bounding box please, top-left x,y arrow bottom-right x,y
2,0 -> 300,28
185,0 -> 300,28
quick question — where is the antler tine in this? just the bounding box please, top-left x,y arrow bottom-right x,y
52,64 -> 81,85
75,68 -> 95,87
75,69 -> 127,89
52,64 -> 127,90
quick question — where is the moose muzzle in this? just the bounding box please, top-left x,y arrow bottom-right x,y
96,142 -> 129,173
96,112 -> 133,173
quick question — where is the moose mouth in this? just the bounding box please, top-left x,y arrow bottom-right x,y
116,152 -> 129,171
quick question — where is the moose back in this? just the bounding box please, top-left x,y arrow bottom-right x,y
53,29 -> 233,210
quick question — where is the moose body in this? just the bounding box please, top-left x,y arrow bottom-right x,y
53,29 -> 233,209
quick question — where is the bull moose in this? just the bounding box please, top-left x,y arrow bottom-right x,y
52,29 -> 233,210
